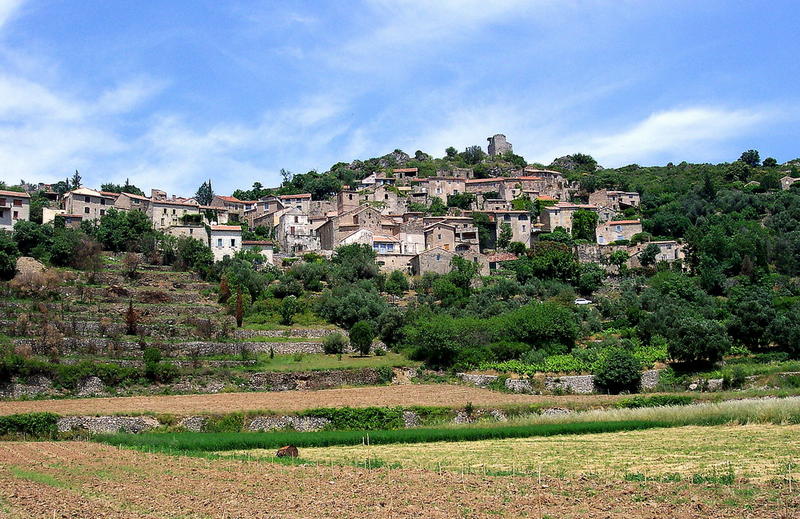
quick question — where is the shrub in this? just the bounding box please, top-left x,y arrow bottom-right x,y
302,406 -> 404,430
323,332 -> 348,355
350,320 -> 376,356
593,348 -> 642,394
279,295 -> 300,326
0,412 -> 59,438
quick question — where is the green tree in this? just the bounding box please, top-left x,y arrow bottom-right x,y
384,270 -> 409,296
428,197 -> 447,216
668,317 -> 730,364
332,243 -> 378,282
71,170 -> 82,188
577,262 -> 605,295
349,320 -> 376,356
497,223 -> 513,249
609,250 -> 629,269
279,295 -> 300,325
571,209 -> 598,241
461,145 -> 486,165
739,149 -> 761,167
762,157 -> 778,168
446,192 -> 475,209
323,332 -> 348,354
316,283 -> 388,329
195,180 -> 214,206
445,146 -> 458,159
94,209 -> 154,252
639,243 -> 660,267
0,231 -> 20,280
594,348 -> 642,394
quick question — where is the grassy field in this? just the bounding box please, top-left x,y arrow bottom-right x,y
291,424 -> 800,481
95,397 -> 800,453
0,441 -> 795,518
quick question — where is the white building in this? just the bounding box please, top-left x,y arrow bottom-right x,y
0,190 -> 30,231
209,224 -> 242,262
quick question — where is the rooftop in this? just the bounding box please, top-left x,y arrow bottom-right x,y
0,190 -> 30,198
210,224 -> 242,231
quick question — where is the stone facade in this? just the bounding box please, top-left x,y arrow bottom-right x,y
487,134 -> 512,156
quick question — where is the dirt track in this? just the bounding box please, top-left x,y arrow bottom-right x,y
0,441 -> 795,518
0,384 -> 623,416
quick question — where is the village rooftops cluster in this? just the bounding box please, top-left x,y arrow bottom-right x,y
10,135 -> 734,272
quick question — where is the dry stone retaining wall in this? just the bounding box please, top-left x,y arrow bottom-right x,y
57,415 -> 160,434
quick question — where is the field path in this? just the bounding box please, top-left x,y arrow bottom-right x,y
0,384 -> 622,416
0,441 -> 796,518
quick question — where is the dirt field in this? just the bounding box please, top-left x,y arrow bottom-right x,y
284,425 -> 800,481
0,384 -> 624,416
0,442 -> 797,518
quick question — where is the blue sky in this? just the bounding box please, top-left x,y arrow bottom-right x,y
0,0 -> 798,195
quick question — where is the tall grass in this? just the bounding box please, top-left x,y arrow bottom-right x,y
94,397 -> 800,452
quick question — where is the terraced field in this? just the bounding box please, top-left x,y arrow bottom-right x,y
0,384 -> 622,416
0,441 -> 796,518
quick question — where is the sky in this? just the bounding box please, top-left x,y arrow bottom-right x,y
0,0 -> 798,195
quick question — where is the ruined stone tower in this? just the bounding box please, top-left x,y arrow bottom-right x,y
487,134 -> 512,156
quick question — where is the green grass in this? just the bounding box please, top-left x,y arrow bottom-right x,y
7,467 -> 71,488
93,397 -> 800,453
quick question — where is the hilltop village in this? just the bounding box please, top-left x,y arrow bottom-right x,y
2,134 -> 723,275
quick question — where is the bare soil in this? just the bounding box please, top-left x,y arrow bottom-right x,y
0,384 -> 624,416
0,442 -> 796,518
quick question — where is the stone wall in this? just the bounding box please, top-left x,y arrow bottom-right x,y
458,369 -> 662,394
57,415 -> 160,434
249,368 -> 388,391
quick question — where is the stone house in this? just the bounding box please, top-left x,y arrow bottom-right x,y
424,177 -> 467,202
275,207 -> 320,253
486,252 -> 519,271
781,176 -> 798,190
539,202 -> 598,233
424,222 -> 456,251
210,195 -> 253,222
629,240 -> 685,267
358,185 -> 406,214
317,205 -> 384,250
149,199 -> 202,230
209,225 -> 242,262
279,193 -> 312,213
410,247 -> 488,276
588,189 -> 641,210
392,167 -> 418,182
0,190 -> 30,231
465,177 -> 505,195
596,220 -> 643,244
242,240 -> 275,265
423,216 -> 480,252
114,192 -> 151,213
63,187 -> 116,221
491,210 -> 533,247
164,224 -> 207,242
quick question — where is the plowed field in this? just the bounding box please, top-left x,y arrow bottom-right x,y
0,384 -> 622,416
0,442 -> 796,518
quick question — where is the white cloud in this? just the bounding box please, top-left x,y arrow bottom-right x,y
538,107 -> 775,167
0,0 -> 24,30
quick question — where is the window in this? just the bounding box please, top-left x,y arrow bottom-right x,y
437,233 -> 442,240
12,211 -> 18,219
13,199 -> 22,207
133,199 -> 140,205
504,214 -> 511,221
217,239 -> 223,247
84,196 -> 90,203
172,209 -> 176,215
294,216 -> 299,223
435,254 -> 441,261
163,208 -> 167,214
100,199 -> 106,206
0,198 -> 5,206
84,207 -> 90,214
519,214 -> 528,220
100,210 -> 105,216
384,194 -> 389,200
615,225 -> 622,232
522,225 -> 526,232
160,218 -> 164,225
189,229 -> 193,235
348,194 -> 353,200
230,239 -> 236,247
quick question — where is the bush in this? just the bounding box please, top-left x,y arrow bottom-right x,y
593,348 -> 642,394
302,406 -> 404,430
279,295 -> 300,326
323,332 -> 348,355
350,320 -> 376,356
0,412 -> 59,438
